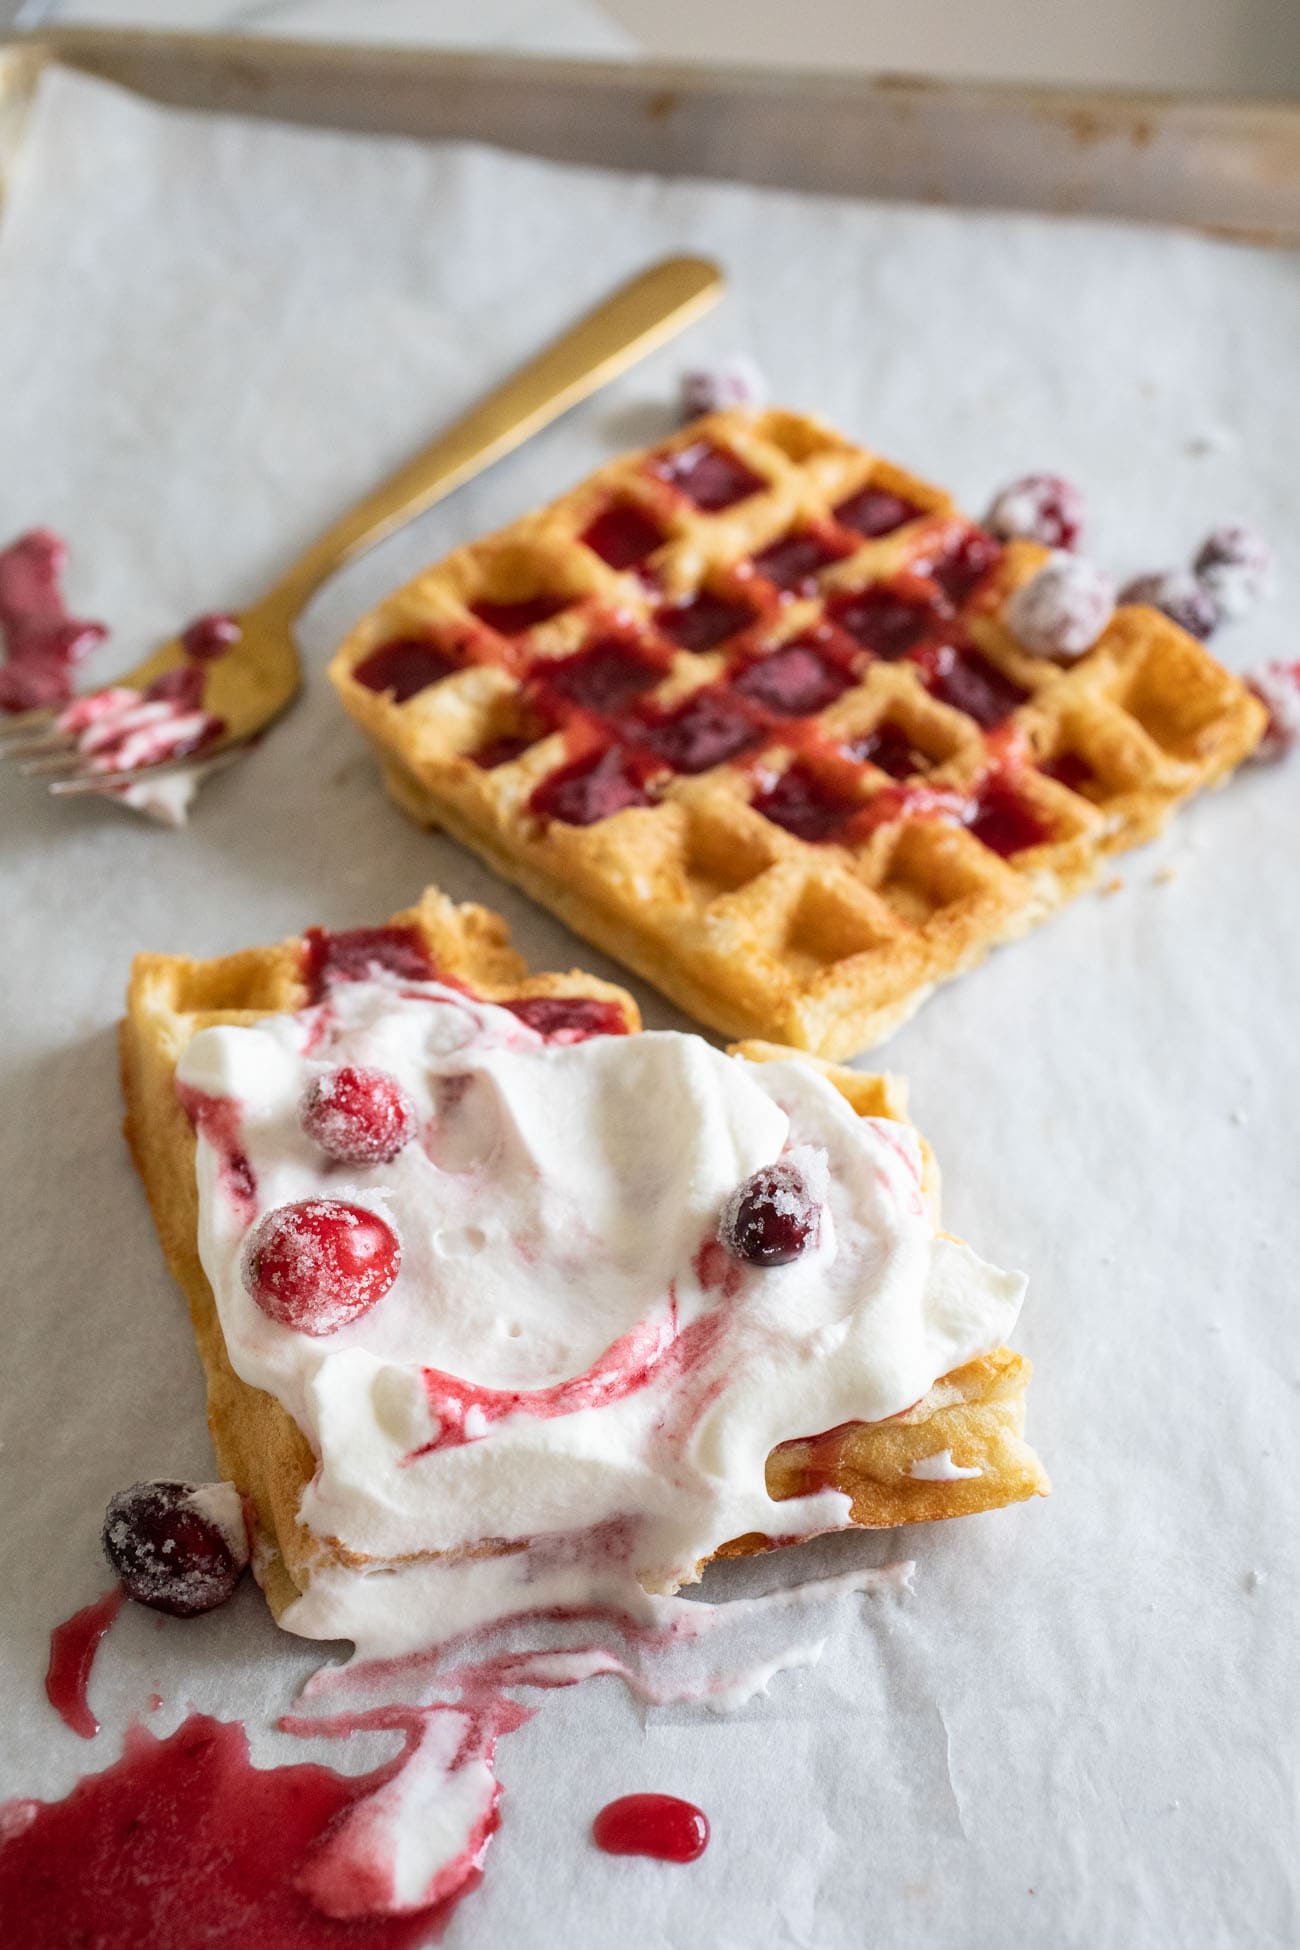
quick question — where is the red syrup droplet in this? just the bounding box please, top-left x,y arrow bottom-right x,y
0,529 -> 108,714
654,590 -> 757,654
471,594 -> 571,637
0,1712 -> 475,1950
826,585 -> 935,660
751,527 -> 849,594
302,925 -> 436,1002
833,485 -> 925,538
965,776 -> 1054,857
533,638 -> 664,714
639,687 -> 763,774
580,502 -> 665,570
503,996 -> 629,1042
353,637 -> 461,702
732,640 -> 853,716
650,441 -> 765,512
592,1794 -> 710,1863
529,744 -> 657,826
44,1589 -> 124,1740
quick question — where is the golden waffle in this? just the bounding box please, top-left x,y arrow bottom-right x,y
121,887 -> 1047,1622
329,409 -> 1266,1059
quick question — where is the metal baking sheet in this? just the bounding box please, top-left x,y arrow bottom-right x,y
2,24 -> 1299,241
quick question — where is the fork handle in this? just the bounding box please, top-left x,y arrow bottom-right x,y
265,255 -> 724,618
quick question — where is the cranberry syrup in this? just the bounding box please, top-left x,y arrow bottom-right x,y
0,529 -> 107,714
592,1794 -> 710,1863
44,1589 -> 125,1740
0,1713 -> 480,1950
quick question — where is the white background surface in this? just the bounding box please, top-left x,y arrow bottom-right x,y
0,63 -> 1298,1950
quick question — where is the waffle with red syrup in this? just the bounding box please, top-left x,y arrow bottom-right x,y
121,887 -> 1047,1622
329,406 -> 1265,1059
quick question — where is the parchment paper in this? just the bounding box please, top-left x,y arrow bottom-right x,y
1,65 -> 1297,1950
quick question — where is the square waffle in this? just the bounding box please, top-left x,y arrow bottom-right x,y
329,409 -> 1266,1059
121,886 -> 1048,1622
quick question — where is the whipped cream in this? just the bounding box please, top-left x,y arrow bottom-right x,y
177,977 -> 1025,1660
908,1450 -> 983,1482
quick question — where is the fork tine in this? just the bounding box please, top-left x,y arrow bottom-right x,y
19,752 -> 88,779
0,708 -> 57,744
1,731 -> 77,762
47,742 -> 248,797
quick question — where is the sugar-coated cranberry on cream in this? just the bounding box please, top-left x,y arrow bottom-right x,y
1004,552 -> 1115,660
1119,569 -> 1220,640
719,1150 -> 827,1266
102,1480 -> 249,1617
679,355 -> 767,420
1193,523 -> 1275,620
984,473 -> 1084,551
242,1199 -> 400,1334
300,1065 -> 416,1166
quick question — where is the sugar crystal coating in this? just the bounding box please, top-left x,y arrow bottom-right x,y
102,1480 -> 248,1618
1193,523 -> 1275,620
242,1199 -> 401,1335
984,473 -> 1085,551
1119,569 -> 1220,641
718,1149 -> 828,1266
300,1065 -> 417,1166
1005,552 -> 1115,660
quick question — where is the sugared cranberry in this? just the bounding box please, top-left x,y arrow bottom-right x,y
679,356 -> 767,419
536,639 -> 662,714
652,442 -> 766,513
1004,552 -> 1115,660
640,688 -> 761,773
1193,523 -> 1275,620
353,637 -> 459,702
719,1153 -> 826,1266
655,591 -> 756,654
833,486 -> 923,539
1247,660 -> 1300,762
102,1480 -> 248,1618
181,612 -> 241,661
984,474 -> 1085,551
732,641 -> 852,716
530,745 -> 655,825
300,1066 -> 416,1167
242,1200 -> 400,1335
827,587 -> 933,659
1119,570 -> 1219,640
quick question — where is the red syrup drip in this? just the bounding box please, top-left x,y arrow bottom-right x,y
846,720 -> 933,779
654,590 -> 757,654
471,594 -> 571,637
592,1794 -> 710,1863
580,502 -> 664,570
650,441 -> 765,513
751,761 -> 860,844
302,925 -> 436,1001
924,528 -> 1003,605
533,638 -> 664,713
832,485 -> 925,538
471,730 -> 537,769
732,639 -> 853,717
503,995 -> 629,1042
414,1314 -> 675,1456
181,612 -> 241,661
529,744 -> 657,826
965,776 -> 1054,857
0,1711 -> 490,1950
826,586 -> 935,660
751,527 -> 849,594
174,1084 -> 257,1219
638,687 -> 763,774
0,529 -> 107,713
922,643 -> 1029,730
353,637 -> 461,703
45,1589 -> 124,1740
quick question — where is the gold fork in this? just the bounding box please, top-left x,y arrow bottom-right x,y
0,255 -> 724,799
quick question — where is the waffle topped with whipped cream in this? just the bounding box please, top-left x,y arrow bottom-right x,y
329,409 -> 1265,1058
122,888 -> 1047,1656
